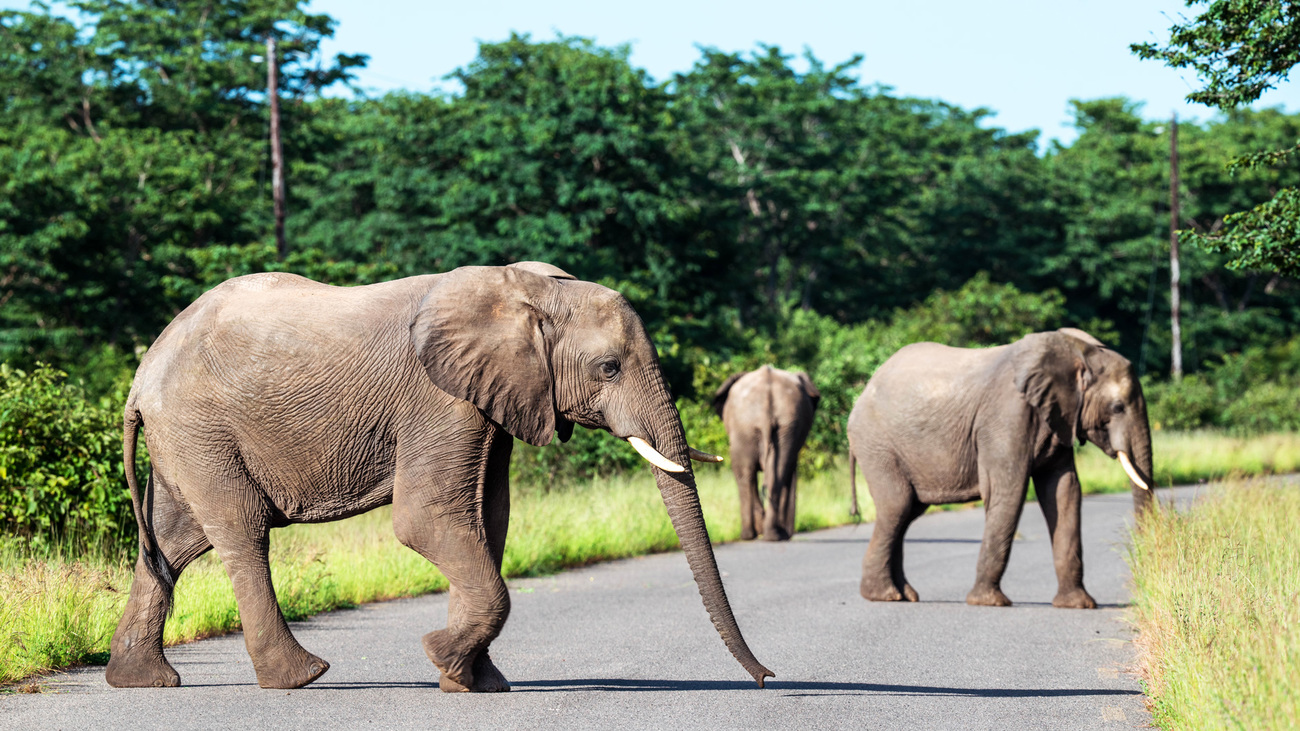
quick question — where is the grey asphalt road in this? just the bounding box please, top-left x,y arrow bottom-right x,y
4,487 -> 1203,730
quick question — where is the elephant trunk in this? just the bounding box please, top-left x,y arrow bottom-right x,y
647,407 -> 774,688
1129,419 -> 1155,514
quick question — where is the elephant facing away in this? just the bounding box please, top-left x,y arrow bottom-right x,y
847,328 -> 1153,609
713,366 -> 820,541
106,262 -> 773,692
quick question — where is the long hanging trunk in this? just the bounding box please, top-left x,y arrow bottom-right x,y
1131,420 -> 1155,515
649,413 -> 774,687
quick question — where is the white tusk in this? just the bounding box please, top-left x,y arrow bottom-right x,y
628,437 -> 687,472
1118,451 -> 1150,491
689,447 -> 724,463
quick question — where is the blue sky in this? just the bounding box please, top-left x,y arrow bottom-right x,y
5,0 -> 1298,146
307,0 -> 1298,146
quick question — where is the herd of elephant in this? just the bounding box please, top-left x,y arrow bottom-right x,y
103,264 -> 1154,692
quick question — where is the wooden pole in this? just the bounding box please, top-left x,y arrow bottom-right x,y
1169,113 -> 1182,380
267,35 -> 286,260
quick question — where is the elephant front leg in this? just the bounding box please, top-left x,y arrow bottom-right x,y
967,465 -> 1031,607
394,434 -> 513,693
1034,459 -> 1097,609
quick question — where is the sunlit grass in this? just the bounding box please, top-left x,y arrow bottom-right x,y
1076,430 -> 1300,494
3,429 -> 1296,687
1127,480 -> 1300,728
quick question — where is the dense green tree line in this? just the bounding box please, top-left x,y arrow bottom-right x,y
2,0 -> 1297,400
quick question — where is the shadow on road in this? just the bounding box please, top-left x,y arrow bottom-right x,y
509,678 -> 1142,697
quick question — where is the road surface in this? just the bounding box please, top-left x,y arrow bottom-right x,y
4,487 -> 1196,729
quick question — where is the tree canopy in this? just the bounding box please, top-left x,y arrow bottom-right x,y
0,0 -> 1296,403
1133,0 -> 1300,275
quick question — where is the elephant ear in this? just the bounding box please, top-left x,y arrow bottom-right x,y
410,266 -> 559,447
1014,332 -> 1094,446
712,372 -> 747,417
796,371 -> 821,411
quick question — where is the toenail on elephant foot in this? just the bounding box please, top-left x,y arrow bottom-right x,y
469,652 -> 510,692
105,654 -> 181,688
966,586 -> 1013,607
1052,588 -> 1097,609
254,653 -> 330,689
902,584 -> 919,602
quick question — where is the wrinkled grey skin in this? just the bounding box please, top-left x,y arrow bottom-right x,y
713,366 -> 820,541
106,262 -> 773,692
847,328 -> 1154,609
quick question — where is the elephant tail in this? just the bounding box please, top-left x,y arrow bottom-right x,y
848,450 -> 861,519
124,404 -> 173,590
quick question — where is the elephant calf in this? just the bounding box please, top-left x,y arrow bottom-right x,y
713,366 -> 820,541
847,328 -> 1153,609
106,262 -> 772,692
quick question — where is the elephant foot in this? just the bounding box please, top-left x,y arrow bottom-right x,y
740,527 -> 758,541
966,585 -> 1013,607
761,527 -> 790,542
424,629 -> 476,692
105,651 -> 181,688
860,577 -> 905,602
253,649 -> 329,689
1052,587 -> 1097,609
428,643 -> 510,693
901,583 -> 919,602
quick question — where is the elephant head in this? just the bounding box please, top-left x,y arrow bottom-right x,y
409,262 -> 773,686
1015,328 -> 1155,512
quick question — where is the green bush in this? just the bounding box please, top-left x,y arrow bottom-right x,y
1145,335 -> 1300,434
0,364 -> 132,551
1144,375 -> 1218,431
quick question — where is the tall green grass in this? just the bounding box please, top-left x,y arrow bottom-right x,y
3,429 -> 1298,687
1127,481 -> 1300,728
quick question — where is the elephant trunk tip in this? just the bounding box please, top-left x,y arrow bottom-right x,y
751,666 -> 775,688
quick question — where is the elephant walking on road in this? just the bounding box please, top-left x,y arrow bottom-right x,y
106,262 -> 773,692
847,328 -> 1153,609
713,366 -> 820,541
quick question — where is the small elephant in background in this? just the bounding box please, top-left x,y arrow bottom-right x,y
713,366 -> 820,541
848,328 -> 1153,609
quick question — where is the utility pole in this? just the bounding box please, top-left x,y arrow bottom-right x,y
1169,113 -> 1182,380
267,35 -> 287,260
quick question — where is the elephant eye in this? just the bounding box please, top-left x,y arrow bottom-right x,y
598,360 -> 621,380
1112,402 -> 1125,415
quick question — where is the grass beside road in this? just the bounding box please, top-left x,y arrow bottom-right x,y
1126,480 -> 1300,729
2,428 -> 1297,687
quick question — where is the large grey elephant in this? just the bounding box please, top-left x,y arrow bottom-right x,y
847,328 -> 1153,609
106,262 -> 773,692
713,366 -> 820,541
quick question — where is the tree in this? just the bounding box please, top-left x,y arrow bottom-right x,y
1132,0 -> 1300,274
0,0 -> 363,361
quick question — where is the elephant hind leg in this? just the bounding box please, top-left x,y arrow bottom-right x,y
890,497 -> 927,602
106,472 -> 212,688
198,481 -> 328,689
859,462 -> 916,602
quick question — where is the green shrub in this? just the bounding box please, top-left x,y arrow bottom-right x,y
0,364 -> 132,551
1144,375 -> 1218,430
1144,335 -> 1300,434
